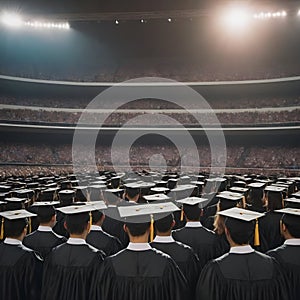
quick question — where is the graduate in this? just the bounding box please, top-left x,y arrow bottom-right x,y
151,212 -> 199,300
23,201 -> 67,259
196,207 -> 289,300
259,187 -> 285,252
0,209 -> 43,300
86,201 -> 124,255
268,207 -> 300,300
41,204 -> 105,300
172,197 -> 219,269
91,202 -> 188,300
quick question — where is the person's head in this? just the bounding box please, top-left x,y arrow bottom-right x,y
64,212 -> 91,236
4,218 -> 28,239
124,221 -> 150,238
248,188 -> 264,208
266,192 -> 284,212
125,187 -> 140,202
37,206 -> 56,227
183,204 -> 202,221
91,210 -> 105,226
155,214 -> 175,234
281,214 -> 300,239
224,217 -> 255,245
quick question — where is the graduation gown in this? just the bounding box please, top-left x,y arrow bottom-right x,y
52,211 -> 69,238
268,242 -> 300,300
151,237 -> 199,299
172,223 -> 219,269
0,241 -> 43,300
41,241 -> 105,300
259,212 -> 284,253
196,250 -> 289,300
87,226 -> 124,256
102,206 -> 129,247
91,245 -> 188,300
23,228 -> 67,259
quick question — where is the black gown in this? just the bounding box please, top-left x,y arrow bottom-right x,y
52,211 -> 69,237
102,206 -> 129,247
151,240 -> 199,299
258,212 -> 284,253
196,251 -> 289,300
87,228 -> 124,256
41,242 -> 105,300
23,229 -> 67,259
0,242 -> 43,300
172,225 -> 219,269
268,243 -> 300,300
91,247 -> 188,300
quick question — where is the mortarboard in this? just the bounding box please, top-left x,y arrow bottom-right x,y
230,186 -> 249,193
150,187 -> 170,194
217,191 -> 245,210
143,194 -> 171,202
248,182 -> 266,189
218,207 -> 265,246
0,209 -> 37,239
284,197 -> 300,209
176,197 -> 210,221
291,191 -> 300,199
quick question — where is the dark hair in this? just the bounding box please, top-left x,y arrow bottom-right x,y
248,189 -> 264,210
4,219 -> 28,238
225,218 -> 255,245
125,222 -> 150,237
126,188 -> 140,199
65,212 -> 89,234
267,192 -> 283,212
37,206 -> 56,224
91,210 -> 103,224
282,215 -> 300,238
155,214 -> 174,233
183,204 -> 201,221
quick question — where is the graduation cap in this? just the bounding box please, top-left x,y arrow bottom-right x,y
230,186 -> 249,194
0,185 -> 11,193
291,191 -> 300,199
176,197 -> 210,221
217,192 -> 245,211
5,197 -> 28,211
0,201 -> 7,212
284,197 -> 300,209
275,208 -> 300,238
88,201 -> 107,211
150,187 -> 170,194
74,186 -> 88,202
218,207 -> 265,246
30,201 -> 60,219
0,209 -> 37,239
58,190 -> 75,205
118,202 -> 180,241
124,183 -> 141,198
143,193 -> 171,202
265,186 -> 286,193
38,188 -> 58,201
170,184 -> 197,200
103,188 -> 124,205
248,182 -> 266,189
13,189 -> 34,200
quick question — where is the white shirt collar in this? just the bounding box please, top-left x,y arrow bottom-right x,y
185,221 -> 203,228
4,238 -> 22,246
153,236 -> 175,243
284,239 -> 300,246
90,225 -> 103,232
230,245 -> 255,254
37,225 -> 53,232
127,242 -> 152,251
67,238 -> 87,245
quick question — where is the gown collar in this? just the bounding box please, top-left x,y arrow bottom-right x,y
4,238 -> 22,245
38,225 -> 53,232
284,238 -> 300,246
67,238 -> 87,245
90,225 -> 103,232
127,242 -> 152,251
153,236 -> 175,243
185,221 -> 202,228
230,245 -> 254,254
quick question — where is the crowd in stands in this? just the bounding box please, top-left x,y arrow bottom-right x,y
1,60 -> 300,82
1,95 -> 299,109
0,107 -> 299,126
0,143 -> 298,176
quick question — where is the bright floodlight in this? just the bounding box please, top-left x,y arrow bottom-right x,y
223,7 -> 250,30
1,12 -> 23,27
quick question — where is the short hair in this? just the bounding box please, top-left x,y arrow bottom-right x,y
155,214 -> 174,233
183,204 -> 201,221
125,222 -> 150,237
225,218 -> 255,245
248,189 -> 264,209
37,206 -> 56,224
282,215 -> 300,238
126,188 -> 140,199
65,212 -> 90,235
91,210 -> 104,224
267,192 -> 283,212
4,219 -> 28,238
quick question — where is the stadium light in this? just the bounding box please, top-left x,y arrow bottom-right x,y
168,18 -> 172,22
115,20 -> 119,25
0,12 -> 23,28
222,7 -> 251,31
253,11 -> 287,20
24,21 -> 70,29
298,10 -> 300,16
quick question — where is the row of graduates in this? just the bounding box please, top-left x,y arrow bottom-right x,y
0,195 -> 299,300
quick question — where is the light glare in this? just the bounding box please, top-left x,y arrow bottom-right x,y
1,12 -> 23,27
